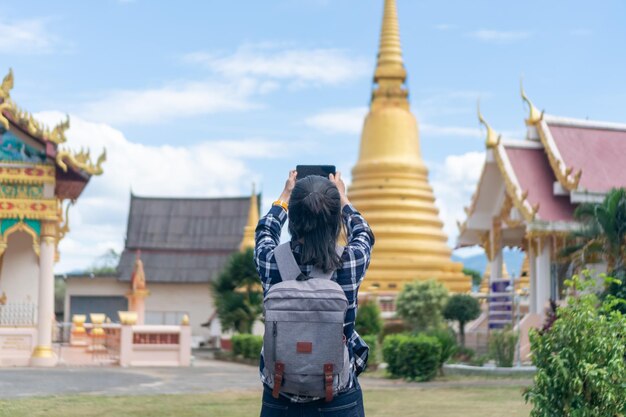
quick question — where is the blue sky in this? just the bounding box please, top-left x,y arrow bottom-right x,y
2,0 -> 625,272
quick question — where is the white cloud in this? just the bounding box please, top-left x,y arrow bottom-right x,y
35,111 -> 299,273
184,43 -> 370,86
304,107 -> 367,134
0,18 -> 60,54
430,151 -> 485,244
79,79 -> 263,125
468,29 -> 532,44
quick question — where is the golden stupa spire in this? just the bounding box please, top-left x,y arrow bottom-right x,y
373,0 -> 408,107
348,0 -> 469,294
240,183 -> 259,251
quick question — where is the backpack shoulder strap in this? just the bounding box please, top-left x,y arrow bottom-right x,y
274,242 -> 306,281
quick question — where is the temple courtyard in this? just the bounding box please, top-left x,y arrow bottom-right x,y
0,358 -> 531,416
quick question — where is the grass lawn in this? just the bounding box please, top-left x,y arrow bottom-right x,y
0,386 -> 531,417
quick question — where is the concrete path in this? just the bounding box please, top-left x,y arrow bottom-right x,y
0,359 -> 531,399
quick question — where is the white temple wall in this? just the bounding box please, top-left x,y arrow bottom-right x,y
0,232 -> 39,306
145,283 -> 213,344
64,279 -> 215,345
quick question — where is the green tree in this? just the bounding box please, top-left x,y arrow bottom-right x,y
463,267 -> 482,289
86,248 -> 120,275
395,280 -> 449,332
524,272 -> 626,416
355,299 -> 383,337
443,294 -> 481,347
211,248 -> 262,334
560,188 -> 626,312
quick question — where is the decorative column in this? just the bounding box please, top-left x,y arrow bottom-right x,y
31,220 -> 58,367
534,236 -> 551,317
490,219 -> 503,287
528,239 -> 538,314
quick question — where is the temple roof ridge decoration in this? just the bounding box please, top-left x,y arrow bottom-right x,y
0,68 -> 105,178
457,83 -> 626,250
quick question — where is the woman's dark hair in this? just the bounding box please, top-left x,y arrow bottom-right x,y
288,176 -> 342,273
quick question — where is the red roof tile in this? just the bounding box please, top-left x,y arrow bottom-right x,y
504,146 -> 574,222
548,123 -> 626,192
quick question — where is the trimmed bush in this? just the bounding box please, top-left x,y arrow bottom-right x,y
382,320 -> 410,338
489,326 -> 517,367
231,334 -> 263,360
396,280 -> 449,332
425,327 -> 457,370
382,334 -> 441,381
362,335 -> 378,367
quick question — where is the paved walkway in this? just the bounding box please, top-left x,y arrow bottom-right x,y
0,359 -> 531,399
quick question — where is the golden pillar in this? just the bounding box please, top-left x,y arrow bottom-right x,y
348,0 -> 469,293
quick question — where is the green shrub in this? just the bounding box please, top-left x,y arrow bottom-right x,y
231,334 -> 263,360
396,280 -> 449,332
362,335 -> 378,367
425,327 -> 457,370
382,334 -> 407,377
488,326 -> 517,367
382,333 -> 441,381
356,299 -> 383,337
243,335 -> 261,359
231,334 -> 246,356
469,354 -> 489,367
396,334 -> 441,382
524,273 -> 626,416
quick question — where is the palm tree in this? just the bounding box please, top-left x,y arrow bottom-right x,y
560,188 -> 626,310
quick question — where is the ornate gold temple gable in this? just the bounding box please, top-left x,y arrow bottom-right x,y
56,147 -> 106,176
0,220 -> 40,257
0,69 -> 70,144
492,143 -> 538,223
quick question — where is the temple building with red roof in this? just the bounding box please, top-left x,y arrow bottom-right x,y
457,85 -> 626,332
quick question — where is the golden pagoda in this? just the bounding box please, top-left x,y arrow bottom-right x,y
348,0 -> 469,293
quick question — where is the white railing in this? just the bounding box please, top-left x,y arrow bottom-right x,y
0,302 -> 36,326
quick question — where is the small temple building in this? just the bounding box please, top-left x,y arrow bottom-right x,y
348,0 -> 469,296
457,86 -> 626,331
64,190 -> 260,346
0,69 -> 104,366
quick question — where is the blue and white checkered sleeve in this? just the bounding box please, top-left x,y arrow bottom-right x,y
254,205 -> 287,293
342,204 -> 375,285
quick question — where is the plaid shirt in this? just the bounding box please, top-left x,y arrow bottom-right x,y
254,203 -> 375,401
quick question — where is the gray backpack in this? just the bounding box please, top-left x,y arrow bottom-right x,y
262,242 -> 350,402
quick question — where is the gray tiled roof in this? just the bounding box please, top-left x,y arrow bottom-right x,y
117,250 -> 232,283
117,194 -> 257,283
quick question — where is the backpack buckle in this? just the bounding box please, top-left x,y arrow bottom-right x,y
272,362 -> 285,399
324,363 -> 334,402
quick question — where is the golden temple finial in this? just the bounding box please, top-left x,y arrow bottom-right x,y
0,69 -> 13,100
477,100 -> 501,149
48,114 -> 70,144
56,147 -> 106,176
372,0 -> 408,106
521,78 -> 543,125
0,69 -> 14,130
240,183 -> 259,251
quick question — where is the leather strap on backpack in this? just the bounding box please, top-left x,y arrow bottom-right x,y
324,363 -> 334,402
272,362 -> 285,399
